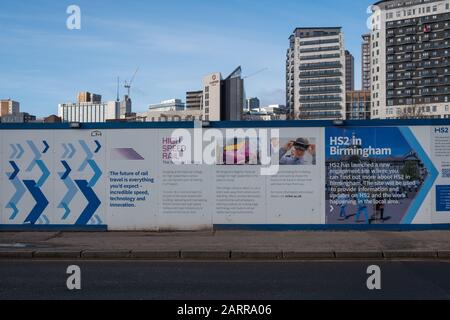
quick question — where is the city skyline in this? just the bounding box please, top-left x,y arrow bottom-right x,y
1,0 -> 373,117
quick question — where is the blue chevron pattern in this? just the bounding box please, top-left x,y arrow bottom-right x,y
7,203 -> 19,220
87,159 -> 102,187
9,144 -> 24,159
8,161 -> 20,180
23,180 -> 49,225
62,143 -> 69,158
6,162 -> 26,220
60,160 -> 72,180
75,180 -> 101,226
43,141 -> 49,154
26,140 -> 42,172
10,144 -> 17,159
94,140 -> 102,153
35,160 -> 50,188
16,144 -> 24,159
68,143 -> 76,158
79,140 -> 93,171
38,215 -> 50,225
62,143 -> 76,159
89,214 -> 103,225
58,161 -> 78,220
60,203 -> 71,220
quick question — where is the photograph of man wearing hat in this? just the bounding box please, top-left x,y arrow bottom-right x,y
279,138 -> 316,165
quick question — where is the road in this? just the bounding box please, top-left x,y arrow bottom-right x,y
0,260 -> 449,300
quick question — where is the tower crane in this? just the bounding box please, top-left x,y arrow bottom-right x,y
124,67 -> 140,98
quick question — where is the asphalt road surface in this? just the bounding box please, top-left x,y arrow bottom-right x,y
0,260 -> 449,300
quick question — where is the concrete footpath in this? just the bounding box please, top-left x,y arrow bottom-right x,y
1,230 -> 450,260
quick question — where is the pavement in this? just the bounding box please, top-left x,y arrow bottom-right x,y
1,230 -> 450,260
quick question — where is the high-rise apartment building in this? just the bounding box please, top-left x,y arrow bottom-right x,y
345,50 -> 355,91
286,27 -> 346,120
361,34 -> 372,91
371,0 -> 450,119
0,99 -> 20,116
346,90 -> 371,120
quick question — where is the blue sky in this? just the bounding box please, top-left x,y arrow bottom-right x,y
0,0 -> 374,117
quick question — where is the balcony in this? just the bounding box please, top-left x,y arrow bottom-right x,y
300,53 -> 341,61
420,71 -> 439,78
300,103 -> 342,111
421,81 -> 440,87
299,70 -> 343,78
422,62 -> 435,69
397,55 -> 414,62
387,91 -> 414,98
300,38 -> 340,46
300,46 -> 340,53
395,37 -> 417,46
422,88 -> 450,96
299,62 -> 342,71
420,14 -> 450,24
300,112 -> 342,119
299,95 -> 342,103
389,73 -> 413,80
299,78 -> 342,86
404,64 -> 416,70
299,87 -> 342,95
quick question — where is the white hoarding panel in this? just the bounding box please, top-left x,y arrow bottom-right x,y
157,129 -> 213,230
431,126 -> 450,224
266,127 -> 325,225
2,130 -> 55,226
52,130 -> 106,226
105,129 -> 159,230
0,132 -> 3,224
0,125 -> 449,231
